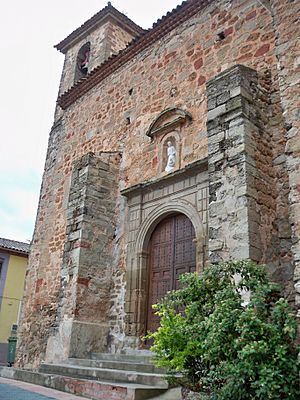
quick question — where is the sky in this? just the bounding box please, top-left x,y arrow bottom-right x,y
0,0 -> 182,243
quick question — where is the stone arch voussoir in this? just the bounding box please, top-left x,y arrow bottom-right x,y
135,199 -> 204,254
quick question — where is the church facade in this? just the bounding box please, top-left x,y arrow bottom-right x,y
16,0 -> 300,370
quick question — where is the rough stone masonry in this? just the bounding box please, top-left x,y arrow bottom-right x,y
16,0 -> 300,370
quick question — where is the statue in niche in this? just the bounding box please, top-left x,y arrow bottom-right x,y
165,141 -> 176,172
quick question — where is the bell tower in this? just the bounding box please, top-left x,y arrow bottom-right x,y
55,2 -> 144,97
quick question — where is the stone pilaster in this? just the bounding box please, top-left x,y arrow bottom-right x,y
45,152 -> 120,362
207,65 -> 263,264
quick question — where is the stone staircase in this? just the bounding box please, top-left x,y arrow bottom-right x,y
0,353 -> 181,400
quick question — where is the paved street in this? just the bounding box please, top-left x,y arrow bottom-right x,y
0,378 -> 87,400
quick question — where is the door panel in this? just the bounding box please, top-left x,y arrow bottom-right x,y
146,214 -> 196,333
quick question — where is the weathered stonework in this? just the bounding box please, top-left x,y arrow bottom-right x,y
270,0 -> 300,319
207,65 -> 270,261
16,0 -> 299,370
207,64 -> 293,297
45,152 -> 121,362
207,65 -> 261,263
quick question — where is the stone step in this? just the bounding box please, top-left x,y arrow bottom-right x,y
91,352 -> 153,363
147,387 -> 182,400
66,357 -> 165,374
40,363 -> 168,388
0,366 -> 169,400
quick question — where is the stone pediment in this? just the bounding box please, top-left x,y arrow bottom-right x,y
146,107 -> 192,138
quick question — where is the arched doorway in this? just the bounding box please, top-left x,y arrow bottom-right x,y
146,213 -> 196,333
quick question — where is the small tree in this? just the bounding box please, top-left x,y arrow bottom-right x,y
146,260 -> 299,400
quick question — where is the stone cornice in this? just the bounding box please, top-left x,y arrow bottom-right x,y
121,158 -> 208,198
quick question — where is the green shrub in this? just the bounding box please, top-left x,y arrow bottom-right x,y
145,260 -> 299,399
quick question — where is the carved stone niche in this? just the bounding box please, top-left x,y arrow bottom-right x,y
146,107 -> 192,174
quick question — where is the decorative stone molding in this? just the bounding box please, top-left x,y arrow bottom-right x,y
146,107 -> 192,139
121,160 -> 208,344
146,108 -> 192,174
135,199 -> 204,255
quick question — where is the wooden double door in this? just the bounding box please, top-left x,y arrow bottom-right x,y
146,213 -> 196,333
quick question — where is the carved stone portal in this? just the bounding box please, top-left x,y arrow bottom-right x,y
121,160 -> 208,348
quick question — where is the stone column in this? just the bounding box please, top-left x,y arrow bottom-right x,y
207,65 -> 263,264
45,152 -> 120,362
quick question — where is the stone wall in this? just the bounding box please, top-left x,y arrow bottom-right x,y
107,21 -> 137,56
270,0 -> 300,316
57,0 -> 279,189
16,119 -> 67,369
17,0 -> 298,368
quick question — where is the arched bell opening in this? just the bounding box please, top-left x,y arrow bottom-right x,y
74,42 -> 90,82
